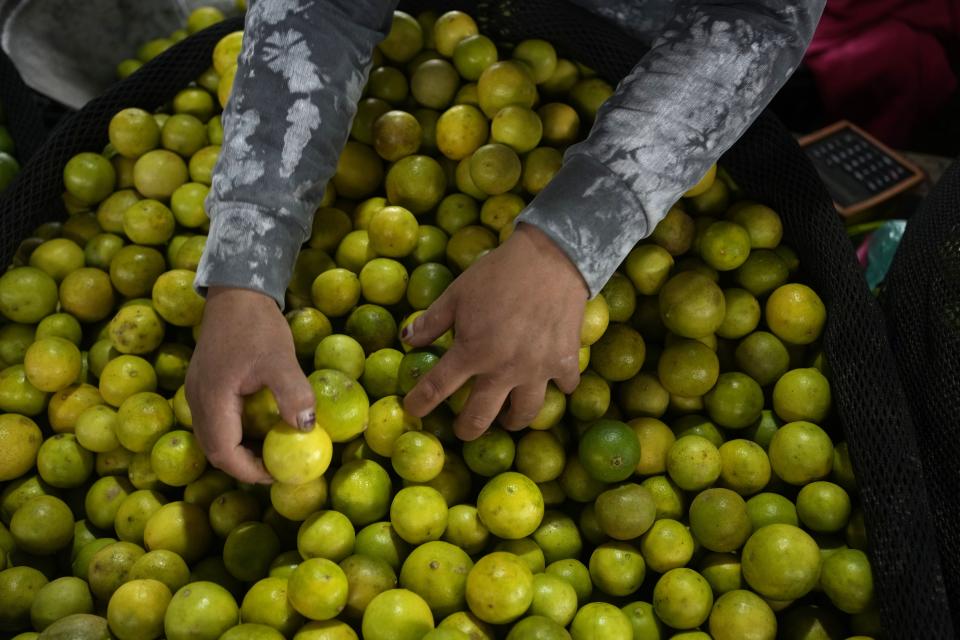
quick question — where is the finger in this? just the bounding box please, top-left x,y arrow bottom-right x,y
403,347 -> 473,418
454,377 -> 511,441
554,352 -> 581,394
192,392 -> 273,484
402,288 -> 456,348
500,382 -> 548,431
263,357 -> 316,431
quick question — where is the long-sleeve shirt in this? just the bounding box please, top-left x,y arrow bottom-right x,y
195,0 -> 825,305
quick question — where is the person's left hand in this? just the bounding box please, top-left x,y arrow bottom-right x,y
402,223 -> 588,440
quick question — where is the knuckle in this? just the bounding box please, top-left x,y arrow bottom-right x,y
206,449 -> 229,469
460,412 -> 490,431
506,408 -> 538,429
420,376 -> 445,403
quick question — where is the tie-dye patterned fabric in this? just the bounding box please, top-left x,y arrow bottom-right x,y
196,0 -> 825,305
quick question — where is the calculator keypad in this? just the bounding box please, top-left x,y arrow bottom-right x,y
805,128 -> 916,208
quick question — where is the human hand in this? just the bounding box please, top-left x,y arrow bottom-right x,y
402,223 -> 588,440
185,287 -> 316,483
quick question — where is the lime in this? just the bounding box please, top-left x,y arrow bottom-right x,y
390,423 -> 443,479
666,435 -> 721,491
133,149 -> 188,200
380,11 -> 423,63
689,488 -> 752,552
362,588 -> 435,640
727,203 -> 783,249
477,61 -> 536,118
639,518 -> 695,573
659,271 -> 725,338
772,367 -> 832,423
765,284 -> 826,345
399,540 -> 473,619
352,98 -> 392,146
411,59 -> 460,110
735,332 -> 790,386
716,288 -> 761,340
594,483 -> 655,540
718,439 -> 771,496
465,552 -> 532,625
657,339 -> 719,397
589,541 -> 646,596
0,267 -> 59,323
578,419 -> 641,483
385,155 -> 447,214
491,105 -> 542,153
741,524 -> 821,600
436,105 -> 488,161
453,35 -> 498,81
708,590 -> 776,640
373,111 -> 422,162
11,495 -> 74,555
64,153 -> 116,205
30,576 -> 94,632
704,372 -> 764,429
360,258 -> 409,305
434,11 -> 479,57
768,421 -> 833,485
331,460 -> 393,527
734,250 -> 789,297
570,602 -> 632,640
443,504 -> 489,555
164,582 -> 238,640
796,481 -> 851,533
477,472 -> 544,539
819,548 -> 874,614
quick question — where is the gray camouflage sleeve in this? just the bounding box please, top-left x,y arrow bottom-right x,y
195,0 -> 397,307
517,0 -> 826,297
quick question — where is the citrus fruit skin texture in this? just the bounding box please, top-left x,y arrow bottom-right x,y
0,10 -> 879,639
578,419 -> 641,483
741,524 -> 822,601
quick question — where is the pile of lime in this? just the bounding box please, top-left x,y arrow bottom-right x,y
0,8 -> 878,640
116,5 -> 245,81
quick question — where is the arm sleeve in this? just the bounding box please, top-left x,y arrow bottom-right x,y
517,0 -> 826,296
195,0 -> 397,307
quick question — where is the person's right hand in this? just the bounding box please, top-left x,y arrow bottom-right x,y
185,286 -> 316,484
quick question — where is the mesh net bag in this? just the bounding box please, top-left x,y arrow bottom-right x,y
1,2 -> 955,636
0,48 -> 51,164
882,158 -> 960,634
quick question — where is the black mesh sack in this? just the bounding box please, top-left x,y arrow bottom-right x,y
0,48 -> 50,164
0,2 -> 955,637
882,158 -> 960,634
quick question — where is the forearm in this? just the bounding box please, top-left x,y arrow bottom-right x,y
196,0 -> 397,306
520,0 -> 825,296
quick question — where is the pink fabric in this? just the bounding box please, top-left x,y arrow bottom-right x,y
805,0 -> 960,147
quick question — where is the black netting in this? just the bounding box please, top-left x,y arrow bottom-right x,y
0,1 -> 955,636
883,158 -> 960,634
0,49 -> 50,163
723,116 -> 956,638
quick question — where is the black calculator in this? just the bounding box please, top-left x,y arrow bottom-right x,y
799,121 -> 925,217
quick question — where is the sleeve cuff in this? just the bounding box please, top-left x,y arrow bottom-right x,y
194,203 -> 308,309
517,154 -> 652,297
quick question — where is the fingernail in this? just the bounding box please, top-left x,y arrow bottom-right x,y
400,325 -> 413,341
297,409 -> 316,431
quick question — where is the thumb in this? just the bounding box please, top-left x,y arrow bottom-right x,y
402,289 -> 457,348
264,357 -> 316,431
